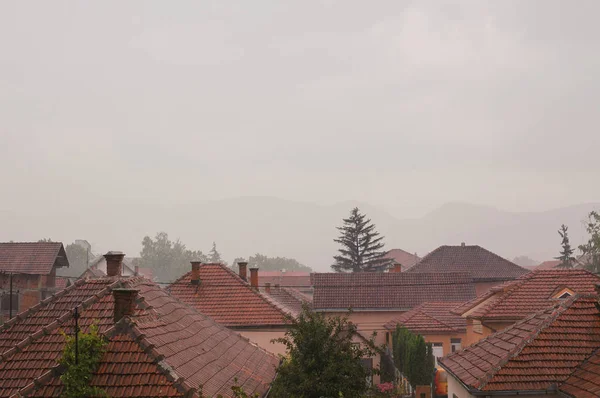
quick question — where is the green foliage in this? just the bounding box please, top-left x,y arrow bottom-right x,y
332,207 -> 391,272
555,224 -> 576,268
269,304 -> 376,398
64,243 -> 91,277
233,253 -> 312,272
579,211 -> 600,273
216,378 -> 259,398
209,242 -> 223,263
392,326 -> 435,388
58,324 -> 108,398
138,232 -> 208,282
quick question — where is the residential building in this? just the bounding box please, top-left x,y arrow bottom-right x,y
81,254 -> 154,281
383,249 -> 421,272
0,252 -> 278,398
384,302 -> 466,364
258,270 -> 312,295
0,242 -> 70,322
261,283 -> 312,317
407,244 -> 530,295
168,262 -> 290,355
312,271 -> 476,384
439,294 -> 600,398
453,269 -> 600,345
535,259 -> 561,270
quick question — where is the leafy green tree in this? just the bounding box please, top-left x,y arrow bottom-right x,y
59,323 -> 107,398
270,304 -> 376,398
332,207 -> 391,272
555,224 -> 575,268
579,211 -> 600,273
64,243 -> 90,276
138,232 -> 207,282
247,253 -> 312,272
209,242 -> 223,263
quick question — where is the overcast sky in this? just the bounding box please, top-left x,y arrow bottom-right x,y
1,0 -> 599,220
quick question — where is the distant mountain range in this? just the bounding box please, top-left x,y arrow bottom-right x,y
1,197 -> 598,274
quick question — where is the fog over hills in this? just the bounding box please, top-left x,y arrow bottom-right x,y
1,197 -> 597,273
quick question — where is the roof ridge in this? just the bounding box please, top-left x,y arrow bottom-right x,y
476,296 -> 578,390
0,278 -> 124,360
466,279 -> 527,319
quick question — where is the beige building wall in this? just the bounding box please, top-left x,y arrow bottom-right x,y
237,329 -> 288,356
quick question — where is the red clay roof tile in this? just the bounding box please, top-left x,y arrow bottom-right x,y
407,245 -> 529,282
167,263 -> 289,327
384,302 -> 466,334
258,271 -> 312,287
0,242 -> 67,275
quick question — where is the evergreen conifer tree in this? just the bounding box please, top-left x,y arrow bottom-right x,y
209,242 -> 223,263
332,207 -> 391,272
555,224 -> 575,268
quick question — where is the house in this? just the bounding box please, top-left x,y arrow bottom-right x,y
0,242 -> 70,321
261,283 -> 312,317
81,254 -> 154,281
452,269 -> 600,345
439,293 -> 600,398
384,302 -> 467,363
0,252 -> 278,398
258,271 -> 312,295
168,261 -> 291,355
535,259 -> 561,270
407,244 -> 530,295
312,271 -> 476,384
383,249 -> 421,272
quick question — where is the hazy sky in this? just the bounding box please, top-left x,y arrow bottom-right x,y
1,0 -> 599,219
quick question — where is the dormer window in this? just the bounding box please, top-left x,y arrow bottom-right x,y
552,287 -> 575,299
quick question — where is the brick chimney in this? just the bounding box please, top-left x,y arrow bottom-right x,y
392,263 -> 402,273
112,288 -> 138,323
461,242 -> 466,247
190,261 -> 201,285
104,251 -> 125,277
238,261 -> 248,281
134,265 -> 139,276
265,282 -> 271,294
249,267 -> 259,289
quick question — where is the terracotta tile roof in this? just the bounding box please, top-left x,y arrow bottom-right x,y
535,260 -> 561,270
258,271 -> 312,287
54,277 -> 72,290
384,302 -> 466,334
560,347 -> 600,397
456,269 -> 600,321
167,263 -> 289,327
439,295 -> 600,393
262,287 -> 312,317
407,245 -> 529,282
0,275 -> 278,398
0,242 -> 68,275
383,249 -> 421,270
312,272 -> 476,311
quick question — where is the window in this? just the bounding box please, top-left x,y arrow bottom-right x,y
558,291 -> 572,299
451,338 -> 462,353
432,342 -> 444,366
0,293 -> 18,314
360,358 -> 373,386
553,287 -> 575,299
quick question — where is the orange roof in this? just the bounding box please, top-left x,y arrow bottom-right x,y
457,269 -> 600,321
384,302 -> 466,334
168,263 -> 289,327
0,242 -> 68,275
440,295 -> 600,393
0,276 -> 278,397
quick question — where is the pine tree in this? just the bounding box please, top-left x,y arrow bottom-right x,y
332,207 -> 391,272
555,224 -> 575,268
209,242 -> 223,263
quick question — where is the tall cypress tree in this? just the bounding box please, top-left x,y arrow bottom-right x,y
209,242 -> 223,263
555,224 -> 575,269
332,207 -> 391,272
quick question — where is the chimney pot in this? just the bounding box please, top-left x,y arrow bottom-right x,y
265,282 -> 271,294
249,267 -> 259,289
104,251 -> 125,277
134,265 -> 139,276
238,261 -> 248,281
392,263 -> 402,273
112,288 -> 138,323
461,242 -> 466,247
190,261 -> 201,285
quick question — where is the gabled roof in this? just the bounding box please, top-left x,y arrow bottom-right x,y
258,271 -> 312,287
439,295 -> 600,393
455,269 -> 600,321
0,276 -> 278,398
407,245 -> 529,282
383,249 -> 421,270
312,272 -> 476,311
0,242 -> 68,275
384,302 -> 466,334
167,263 -> 289,327
262,287 -> 312,317
535,260 -> 561,270
561,346 -> 600,397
